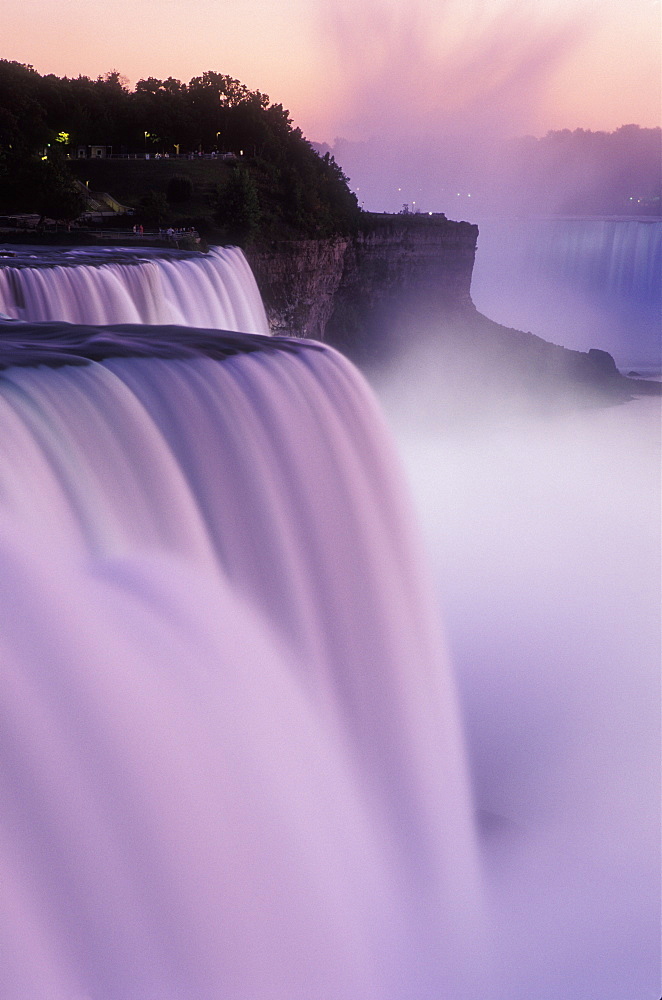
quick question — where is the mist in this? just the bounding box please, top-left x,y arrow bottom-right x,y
372,330 -> 661,996
313,0 -> 660,216
347,69 -> 661,981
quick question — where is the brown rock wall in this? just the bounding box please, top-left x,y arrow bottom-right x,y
246,237 -> 349,339
246,217 -> 478,351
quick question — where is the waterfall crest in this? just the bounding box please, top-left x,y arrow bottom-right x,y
0,245 -> 269,333
471,217 -> 662,372
0,246 -> 482,998
523,218 -> 661,301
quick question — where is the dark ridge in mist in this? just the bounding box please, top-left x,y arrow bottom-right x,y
320,125 -> 661,217
0,320 -> 324,369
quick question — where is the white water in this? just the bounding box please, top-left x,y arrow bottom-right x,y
0,248 -> 482,998
0,245 -> 268,334
471,218 -> 662,375
1,242 -> 659,999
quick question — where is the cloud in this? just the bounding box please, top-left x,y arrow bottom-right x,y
321,0 -> 595,142
314,0 -> 603,212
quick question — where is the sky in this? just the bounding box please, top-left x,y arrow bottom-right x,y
2,0 -> 660,143
2,0 -> 660,212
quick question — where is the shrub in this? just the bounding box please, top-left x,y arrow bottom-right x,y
139,190 -> 170,226
166,174 -> 193,204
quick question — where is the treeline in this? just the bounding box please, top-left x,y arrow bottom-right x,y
323,124 -> 660,217
502,126 -> 661,215
0,61 -> 360,240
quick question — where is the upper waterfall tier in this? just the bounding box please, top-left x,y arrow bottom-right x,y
0,246 -> 269,335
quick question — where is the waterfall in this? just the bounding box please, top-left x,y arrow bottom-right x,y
0,249 -> 482,998
523,218 -> 661,302
0,246 -> 269,334
471,217 -> 662,373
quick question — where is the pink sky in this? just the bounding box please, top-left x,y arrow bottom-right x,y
2,0 -> 660,143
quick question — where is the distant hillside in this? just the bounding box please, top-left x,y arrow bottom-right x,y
0,61 -> 360,241
324,125 -> 661,217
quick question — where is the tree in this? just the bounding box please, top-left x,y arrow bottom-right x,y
166,174 -> 193,204
214,167 -> 261,244
0,61 -> 363,237
139,190 -> 170,226
187,71 -> 255,108
34,155 -> 86,225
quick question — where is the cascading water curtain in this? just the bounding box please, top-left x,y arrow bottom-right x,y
0,248 -> 484,998
0,246 -> 269,333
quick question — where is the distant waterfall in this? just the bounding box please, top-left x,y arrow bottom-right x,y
0,246 -> 269,333
523,218 -> 661,302
471,217 -> 662,373
0,252 -> 481,998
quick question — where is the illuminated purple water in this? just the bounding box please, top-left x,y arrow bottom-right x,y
1,244 -> 658,999
472,217 -> 662,375
0,245 -> 268,333
0,249 -> 481,997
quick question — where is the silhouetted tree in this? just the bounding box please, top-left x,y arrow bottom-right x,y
0,60 -> 362,237
214,167 -> 261,244
35,155 -> 86,225
139,190 -> 170,226
166,174 -> 193,203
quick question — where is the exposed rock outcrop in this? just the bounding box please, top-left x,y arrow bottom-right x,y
246,237 -> 349,340
246,216 -> 477,348
246,214 -> 659,417
325,218 -> 478,364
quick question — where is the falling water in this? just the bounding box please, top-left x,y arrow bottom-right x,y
0,245 -> 269,333
0,248 -> 482,999
471,217 -> 662,374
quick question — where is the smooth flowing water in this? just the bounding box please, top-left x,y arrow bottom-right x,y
471,217 -> 662,375
0,245 -> 269,333
0,247 -> 482,999
1,240 -> 659,1000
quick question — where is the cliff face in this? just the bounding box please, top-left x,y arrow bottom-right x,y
246,237 -> 350,340
246,215 -> 657,414
246,217 -> 478,351
326,219 -> 478,363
